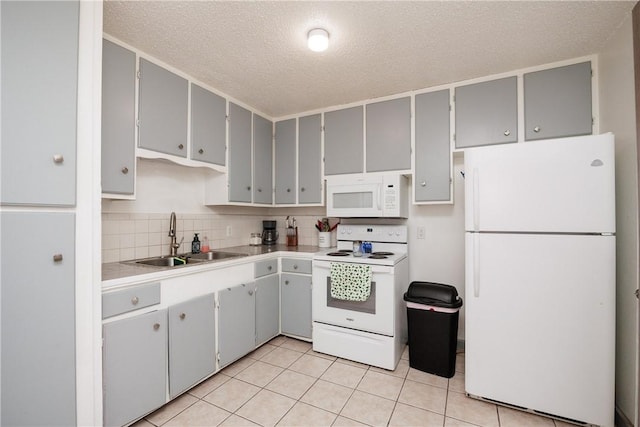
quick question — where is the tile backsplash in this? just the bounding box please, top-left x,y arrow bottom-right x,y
102,212 -> 328,263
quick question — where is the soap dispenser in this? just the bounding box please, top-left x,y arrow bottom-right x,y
191,233 -> 201,254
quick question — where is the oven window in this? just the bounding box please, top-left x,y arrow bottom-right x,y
326,278 -> 376,314
332,192 -> 373,209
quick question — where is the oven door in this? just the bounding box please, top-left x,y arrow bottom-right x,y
326,181 -> 383,218
312,260 -> 395,336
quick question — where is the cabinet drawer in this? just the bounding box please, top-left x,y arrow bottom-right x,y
281,258 -> 312,274
103,282 -> 161,319
255,259 -> 278,278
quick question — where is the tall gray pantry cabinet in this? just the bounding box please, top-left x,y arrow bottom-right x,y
228,103 -> 253,203
253,114 -> 274,204
0,1 -> 79,425
298,114 -> 323,204
275,119 -> 297,204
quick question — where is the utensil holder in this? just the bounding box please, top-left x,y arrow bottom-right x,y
286,227 -> 298,247
318,232 -> 332,248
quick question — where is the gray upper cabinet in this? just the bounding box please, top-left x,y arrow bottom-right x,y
298,114 -> 322,204
524,61 -> 592,141
1,1 -> 78,206
168,294 -> 216,398
253,114 -> 273,204
218,283 -> 256,367
1,212 -> 76,426
102,39 -> 136,195
281,273 -> 312,339
366,97 -> 411,172
415,90 -> 452,203
255,274 -> 280,346
228,103 -> 253,203
103,309 -> 168,427
138,58 -> 188,157
191,83 -> 227,165
275,119 -> 297,204
455,76 -> 518,148
324,106 -> 364,175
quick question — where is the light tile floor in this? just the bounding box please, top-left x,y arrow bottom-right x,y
133,336 -> 576,427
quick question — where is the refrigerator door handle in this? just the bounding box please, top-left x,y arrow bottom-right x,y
473,233 -> 480,297
473,167 -> 479,231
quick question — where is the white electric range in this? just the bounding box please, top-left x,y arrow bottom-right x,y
312,224 -> 409,370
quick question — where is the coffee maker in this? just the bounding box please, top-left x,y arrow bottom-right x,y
261,220 -> 278,245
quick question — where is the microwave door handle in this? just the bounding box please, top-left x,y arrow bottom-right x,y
378,185 -> 382,211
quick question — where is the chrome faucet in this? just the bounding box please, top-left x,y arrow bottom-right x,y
168,212 -> 182,257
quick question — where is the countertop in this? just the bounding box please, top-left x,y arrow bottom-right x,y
102,244 -> 321,284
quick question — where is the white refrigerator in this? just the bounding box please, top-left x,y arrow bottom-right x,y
464,133 -> 616,426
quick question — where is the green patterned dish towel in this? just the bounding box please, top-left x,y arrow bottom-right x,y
330,262 -> 372,301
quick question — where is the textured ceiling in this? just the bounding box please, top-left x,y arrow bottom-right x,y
103,1 -> 636,118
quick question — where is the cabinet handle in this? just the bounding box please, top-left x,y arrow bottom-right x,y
503,130 -> 511,136
247,186 -> 251,191
301,187 -> 306,192
53,154 -> 64,164
533,126 -> 541,133
258,188 -> 262,192
179,313 -> 186,320
420,181 -> 427,187
293,264 -> 298,270
267,265 -> 272,271
287,188 -> 291,193
198,148 -> 204,154
121,167 -> 129,174
248,290 -> 254,296
153,323 -> 160,331
178,144 -> 184,150
131,296 -> 139,305
53,254 -> 63,262
285,280 -> 289,285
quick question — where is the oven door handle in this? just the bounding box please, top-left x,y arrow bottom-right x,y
314,264 -> 394,275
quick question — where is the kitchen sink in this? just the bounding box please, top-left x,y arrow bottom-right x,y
134,256 -> 205,267
128,251 -> 248,268
182,251 -> 248,261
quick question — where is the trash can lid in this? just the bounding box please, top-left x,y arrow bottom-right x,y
403,281 -> 463,308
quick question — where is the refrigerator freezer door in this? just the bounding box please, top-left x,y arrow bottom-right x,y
464,232 -> 615,426
464,133 -> 615,233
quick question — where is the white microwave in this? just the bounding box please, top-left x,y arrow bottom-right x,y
326,174 -> 409,218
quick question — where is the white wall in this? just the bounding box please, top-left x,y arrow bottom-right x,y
598,13 -> 639,426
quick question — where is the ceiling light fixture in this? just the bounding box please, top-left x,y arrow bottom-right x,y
307,28 -> 329,52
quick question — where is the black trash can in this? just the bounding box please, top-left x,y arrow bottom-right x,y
403,281 -> 463,378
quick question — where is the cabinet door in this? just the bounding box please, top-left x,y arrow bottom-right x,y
1,212 -> 76,426
138,58 -> 188,157
415,90 -> 451,202
218,283 -> 256,367
455,76 -> 517,148
366,97 -> 411,172
524,62 -> 592,141
281,273 -> 312,339
102,39 -> 136,195
253,114 -> 273,204
275,119 -> 297,204
191,83 -> 226,165
324,106 -> 364,175
298,114 -> 322,204
168,294 -> 216,398
228,102 -> 253,203
103,309 -> 168,427
255,275 -> 280,346
1,0 -> 78,206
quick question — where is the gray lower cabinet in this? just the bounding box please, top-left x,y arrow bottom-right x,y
365,97 -> 411,172
191,83 -> 227,166
455,76 -> 518,148
415,89 -> 452,203
275,119 -> 297,204
103,309 -> 168,427
324,106 -> 364,175
1,212 -> 76,426
255,274 -> 280,346
102,39 -> 136,195
298,114 -> 322,204
138,58 -> 188,157
168,294 -> 216,398
281,273 -> 312,339
228,103 -> 253,203
524,61 -> 592,141
1,0 -> 78,206
218,283 -> 256,367
253,114 -> 274,204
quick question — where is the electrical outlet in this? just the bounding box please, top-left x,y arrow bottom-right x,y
417,226 -> 426,239
226,225 -> 232,237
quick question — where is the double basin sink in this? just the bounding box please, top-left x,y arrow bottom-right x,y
129,251 -> 248,268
